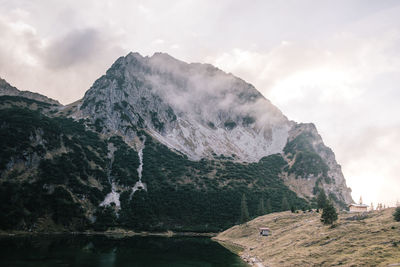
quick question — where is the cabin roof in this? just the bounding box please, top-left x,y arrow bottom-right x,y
348,203 -> 368,208
259,227 -> 270,230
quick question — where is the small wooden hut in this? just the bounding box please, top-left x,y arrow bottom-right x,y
259,227 -> 270,236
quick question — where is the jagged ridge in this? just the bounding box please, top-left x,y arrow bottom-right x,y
0,77 -> 61,106
74,52 -> 352,205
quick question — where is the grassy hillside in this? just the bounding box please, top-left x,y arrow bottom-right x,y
215,208 -> 400,266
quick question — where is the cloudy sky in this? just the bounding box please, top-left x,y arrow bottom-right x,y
1,0 -> 399,206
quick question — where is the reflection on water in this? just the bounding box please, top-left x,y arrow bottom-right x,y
0,235 -> 247,267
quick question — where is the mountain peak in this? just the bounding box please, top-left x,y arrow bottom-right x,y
127,51 -> 144,58
0,52 -> 353,234
124,51 -> 178,64
73,51 -> 353,206
0,77 -> 61,106
151,51 -> 173,59
78,52 -> 290,162
0,77 -> 20,95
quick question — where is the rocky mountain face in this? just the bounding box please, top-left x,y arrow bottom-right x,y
282,123 -> 353,205
0,53 -> 352,232
74,52 -> 352,206
0,77 -> 61,106
75,52 -> 290,162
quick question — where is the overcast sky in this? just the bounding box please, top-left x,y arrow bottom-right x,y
1,0 -> 399,207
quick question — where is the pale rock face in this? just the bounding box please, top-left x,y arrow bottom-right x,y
76,52 -> 291,162
72,52 -> 353,204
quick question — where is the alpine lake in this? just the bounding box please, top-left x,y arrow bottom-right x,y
0,234 -> 248,267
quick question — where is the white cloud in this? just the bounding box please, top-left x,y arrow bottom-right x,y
152,39 -> 165,45
206,6 -> 400,206
209,35 -> 400,205
0,13 -> 124,103
170,44 -> 180,49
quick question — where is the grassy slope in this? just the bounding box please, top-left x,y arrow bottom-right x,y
215,208 -> 400,266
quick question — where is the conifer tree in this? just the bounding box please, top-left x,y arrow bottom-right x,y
240,193 -> 250,224
321,201 -> 338,225
257,198 -> 265,216
317,190 -> 328,209
281,196 -> 289,211
394,207 -> 400,222
266,198 -> 272,214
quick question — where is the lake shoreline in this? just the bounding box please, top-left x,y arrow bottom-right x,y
0,229 -> 218,238
0,229 -> 252,266
0,232 -> 249,266
213,237 -> 263,267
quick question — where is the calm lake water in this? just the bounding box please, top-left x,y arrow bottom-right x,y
0,235 -> 248,267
